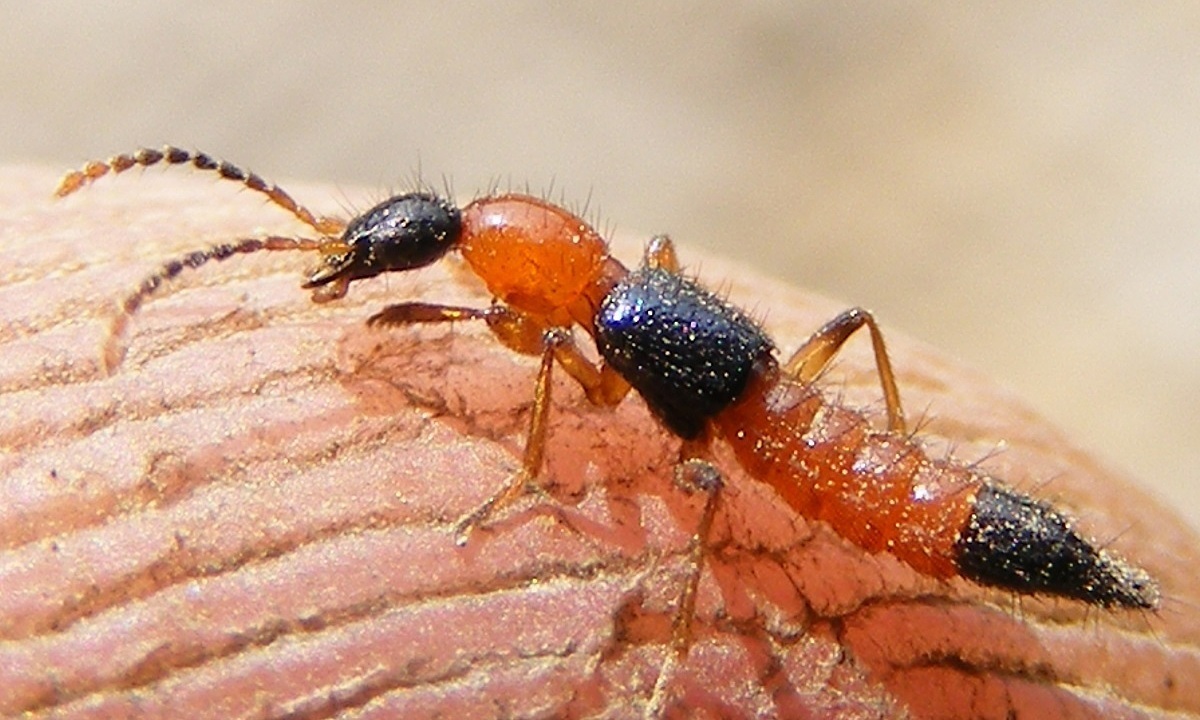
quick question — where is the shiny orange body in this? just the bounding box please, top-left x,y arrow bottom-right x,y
460,195 -> 626,330
716,358 -> 977,578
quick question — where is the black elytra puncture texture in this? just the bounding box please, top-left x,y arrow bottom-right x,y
954,482 -> 1159,608
595,267 -> 773,440
305,192 -> 462,288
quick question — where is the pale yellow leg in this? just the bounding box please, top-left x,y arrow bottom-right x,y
782,307 -> 907,433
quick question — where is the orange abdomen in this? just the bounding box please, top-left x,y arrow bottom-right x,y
714,362 -> 979,579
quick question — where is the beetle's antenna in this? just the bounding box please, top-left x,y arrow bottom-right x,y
56,146 -> 346,236
103,235 -> 341,373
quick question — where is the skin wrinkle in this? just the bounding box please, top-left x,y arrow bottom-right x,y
3,360 -> 336,455
0,369 -> 348,552
15,561 -> 641,714
271,652 -> 580,720
3,167 -> 1199,717
11,482 -> 453,643
5,392 -> 425,573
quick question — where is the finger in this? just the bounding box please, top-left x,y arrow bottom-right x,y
2,166 -> 1197,718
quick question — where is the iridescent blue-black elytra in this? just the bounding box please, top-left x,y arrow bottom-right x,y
595,267 -> 772,439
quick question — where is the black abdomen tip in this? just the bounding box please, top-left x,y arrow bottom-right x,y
955,483 -> 1159,609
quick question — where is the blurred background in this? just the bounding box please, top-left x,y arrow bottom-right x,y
2,4 -> 1197,528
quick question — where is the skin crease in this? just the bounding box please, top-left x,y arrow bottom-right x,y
1,166 -> 1199,719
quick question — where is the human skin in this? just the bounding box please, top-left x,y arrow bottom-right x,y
1,165 -> 1198,718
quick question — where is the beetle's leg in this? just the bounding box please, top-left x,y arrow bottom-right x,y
646,435 -> 724,719
450,326 -> 561,545
366,302 -> 491,328
637,237 -> 905,432
369,303 -> 631,542
370,303 -> 632,406
783,307 -> 906,433
643,234 -> 680,272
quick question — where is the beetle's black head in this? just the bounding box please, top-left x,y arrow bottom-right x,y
304,192 -> 462,293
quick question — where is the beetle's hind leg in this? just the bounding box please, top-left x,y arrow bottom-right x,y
642,234 -> 681,272
645,437 -> 724,718
783,307 -> 907,433
640,234 -> 906,433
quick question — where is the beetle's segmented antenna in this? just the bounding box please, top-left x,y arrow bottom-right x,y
55,146 -> 346,236
117,236 -> 327,317
103,235 -> 329,373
